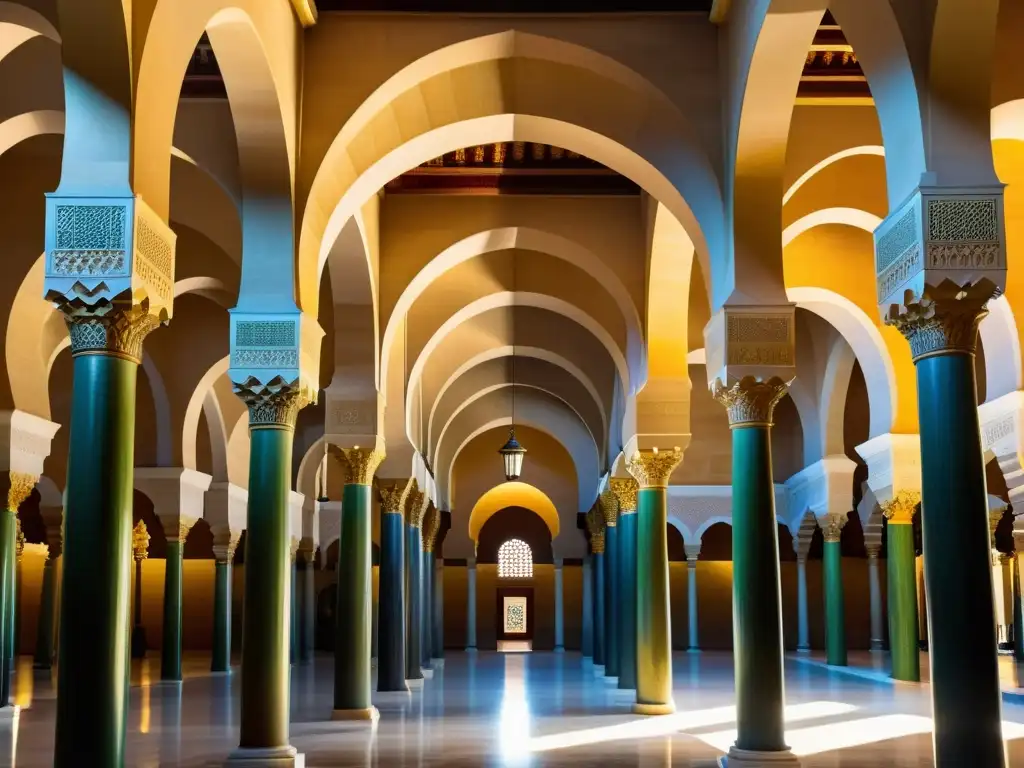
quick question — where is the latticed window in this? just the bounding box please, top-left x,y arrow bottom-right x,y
498,538 -> 533,578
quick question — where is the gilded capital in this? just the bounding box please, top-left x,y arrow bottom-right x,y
423,504 -> 442,553
290,537 -> 300,560
6,471 -> 37,512
407,488 -> 427,528
819,512 -> 847,544
608,477 -> 639,514
234,376 -> 310,430
586,506 -> 606,553
15,518 -> 24,560
888,294 -> 989,362
213,532 -> 241,564
380,478 -> 415,516
132,519 -> 150,561
599,489 -> 619,527
340,446 -> 386,486
880,490 -> 921,525
626,448 -> 683,489
711,376 -> 788,428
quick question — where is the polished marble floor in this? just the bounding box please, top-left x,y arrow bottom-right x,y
4,651 -> 1024,766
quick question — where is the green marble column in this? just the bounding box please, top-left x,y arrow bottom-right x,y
6,525 -> 21,687
333,448 -> 383,721
421,504 -> 438,668
627,449 -> 682,715
405,488 -> 425,683
882,494 -> 920,682
377,482 -> 409,692
714,379 -> 792,759
290,544 -> 299,666
601,490 -> 619,680
586,507 -> 605,668
53,347 -> 144,767
33,553 -> 56,670
230,393 -> 303,764
821,519 -> 847,667
211,540 -> 235,673
610,478 -> 639,691
0,503 -> 16,708
161,537 -> 185,681
915,344 -> 1003,765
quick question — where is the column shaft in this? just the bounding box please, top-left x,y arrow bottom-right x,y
868,553 -> 885,651
55,354 -> 138,767
237,426 -> 294,752
887,523 -> 919,680
405,524 -> 423,680
333,483 -> 375,716
732,424 -> 787,752
131,557 -> 146,659
432,560 -> 444,660
686,562 -> 699,652
211,559 -> 232,673
917,353 -> 1003,764
300,557 -> 315,663
421,550 -> 433,668
554,563 -> 565,652
1014,555 -> 1024,661
635,488 -> 672,712
161,539 -> 184,681
604,525 -> 618,678
33,556 -> 56,669
378,511 -> 406,691
618,514 -> 637,687
4,549 -> 16,689
290,556 -> 298,665
0,512 -> 13,706
592,552 -> 605,667
581,556 -> 593,658
796,557 -> 810,652
823,540 -> 847,666
466,562 -> 477,651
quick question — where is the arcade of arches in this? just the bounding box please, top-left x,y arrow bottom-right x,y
4,1 -> 1024,766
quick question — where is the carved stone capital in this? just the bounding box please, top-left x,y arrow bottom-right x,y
586,506 -> 605,552
818,512 -> 848,544
340,446 -> 386,486
169,517 -> 196,544
626,448 -> 683,489
5,471 -> 37,512
15,518 -> 24,560
598,489 -> 619,527
880,490 -> 921,525
44,194 -> 176,363
380,478 -> 415,516
406,488 -> 427,528
684,543 -> 701,563
608,478 -> 639,515
423,503 -> 441,553
887,291 -> 990,361
132,519 -> 150,561
212,531 -> 241,564
874,187 -> 1005,323
711,376 -> 788,428
234,376 -> 311,430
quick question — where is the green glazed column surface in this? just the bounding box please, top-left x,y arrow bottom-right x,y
617,510 -> 638,690
603,523 -> 619,679
33,555 -> 56,669
333,479 -> 378,719
627,449 -> 682,716
592,551 -> 605,667
822,534 -> 847,667
421,550 -> 433,667
211,556 -> 232,673
916,352 -> 1003,765
55,353 -> 138,767
235,423 -> 295,754
1014,552 -> 1024,662
405,523 -> 423,681
161,538 -> 185,681
4,545 -> 15,689
886,520 -> 920,681
377,490 -> 406,692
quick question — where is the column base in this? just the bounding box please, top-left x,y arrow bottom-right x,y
405,678 -> 424,689
375,689 -> 412,702
633,701 -> 675,716
0,705 -> 20,722
331,706 -> 379,724
796,646 -> 811,654
226,746 -> 304,767
687,648 -> 702,654
554,647 -> 565,653
592,664 -> 605,676
465,647 -> 477,654
431,658 -> 445,667
603,676 -> 619,686
870,641 -> 885,652
719,746 -> 800,767
422,668 -> 434,679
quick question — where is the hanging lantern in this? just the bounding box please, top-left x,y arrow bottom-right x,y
499,427 -> 527,481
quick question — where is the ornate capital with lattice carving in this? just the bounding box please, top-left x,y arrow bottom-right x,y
15,518 -> 24,560
626,448 -> 683,489
609,477 -> 639,515
132,519 -> 150,561
234,376 -> 310,430
819,512 -> 847,544
423,503 -> 442,552
599,489 -> 619,527
407,488 -> 427,528
888,293 -> 990,361
213,532 -> 241,564
44,194 -> 176,364
380,478 -> 415,516
340,446 -> 385,486
711,376 -> 788,428
6,471 -> 37,512
169,517 -> 196,544
880,490 -> 921,525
